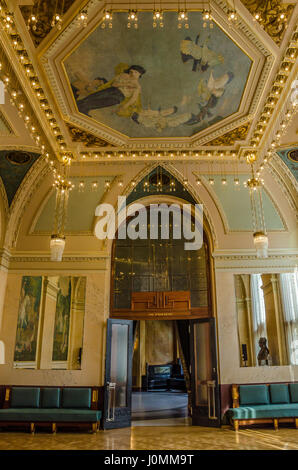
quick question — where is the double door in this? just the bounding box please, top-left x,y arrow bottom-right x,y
102,318 -> 220,429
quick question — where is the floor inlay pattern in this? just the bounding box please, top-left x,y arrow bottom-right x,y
0,425 -> 298,450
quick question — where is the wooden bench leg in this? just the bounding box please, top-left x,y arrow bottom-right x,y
52,423 -> 57,434
233,420 -> 239,431
273,419 -> 278,430
30,423 -> 35,434
295,418 -> 298,429
92,423 -> 97,434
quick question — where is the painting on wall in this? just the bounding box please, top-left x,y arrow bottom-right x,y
52,276 -> 72,362
14,276 -> 42,363
64,11 -> 252,138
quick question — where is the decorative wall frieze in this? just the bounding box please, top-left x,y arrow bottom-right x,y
213,249 -> 298,272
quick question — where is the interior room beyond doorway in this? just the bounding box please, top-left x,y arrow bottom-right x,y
131,320 -> 189,425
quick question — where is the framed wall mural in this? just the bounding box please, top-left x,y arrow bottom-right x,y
14,276 -> 42,365
52,276 -> 72,362
64,11 -> 252,138
13,276 -> 86,370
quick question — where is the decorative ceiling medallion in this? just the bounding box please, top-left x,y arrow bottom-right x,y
66,123 -> 113,147
203,123 -> 250,146
6,151 -> 32,165
20,0 -> 75,47
241,0 -> 295,45
288,149 -> 298,163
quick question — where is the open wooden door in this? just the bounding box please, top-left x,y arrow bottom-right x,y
190,318 -> 221,427
103,319 -> 134,429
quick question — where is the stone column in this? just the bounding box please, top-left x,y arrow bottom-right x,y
39,277 -> 59,369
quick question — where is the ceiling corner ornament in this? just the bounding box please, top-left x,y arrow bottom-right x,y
66,123 -> 113,147
203,123 -> 250,146
241,0 -> 295,46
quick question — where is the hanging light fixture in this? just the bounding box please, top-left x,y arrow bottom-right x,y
227,0 -> 237,24
202,0 -> 213,28
177,0 -> 188,29
101,8 -> 113,29
51,0 -> 64,30
50,165 -> 73,262
245,162 -> 268,258
153,9 -> 164,28
77,9 -> 88,28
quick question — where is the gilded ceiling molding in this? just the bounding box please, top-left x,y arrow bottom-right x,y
66,123 -> 113,147
203,123 -> 250,146
256,74 -> 298,164
20,0 -> 76,47
240,0 -> 295,46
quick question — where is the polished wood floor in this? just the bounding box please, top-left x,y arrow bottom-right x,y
0,422 -> 298,450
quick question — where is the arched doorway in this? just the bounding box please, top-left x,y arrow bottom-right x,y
103,169 -> 220,429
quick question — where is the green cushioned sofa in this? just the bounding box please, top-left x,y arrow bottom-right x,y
228,383 -> 298,431
0,386 -> 102,434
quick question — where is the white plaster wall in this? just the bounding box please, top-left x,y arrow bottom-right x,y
216,270 -> 298,385
0,271 -> 109,386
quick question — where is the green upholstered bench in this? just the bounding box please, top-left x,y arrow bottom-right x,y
0,386 -> 102,434
228,383 -> 298,431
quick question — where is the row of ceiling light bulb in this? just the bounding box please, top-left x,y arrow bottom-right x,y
79,150 -> 239,159
19,0 -> 289,33
0,8 -> 68,157
101,7 -> 215,30
53,175 -> 246,193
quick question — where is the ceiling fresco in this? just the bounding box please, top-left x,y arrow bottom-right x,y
0,150 -> 40,205
64,11 -> 252,139
276,147 -> 298,181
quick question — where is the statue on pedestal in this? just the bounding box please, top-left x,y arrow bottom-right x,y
257,337 -> 271,366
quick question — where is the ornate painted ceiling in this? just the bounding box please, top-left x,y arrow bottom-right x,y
0,0 -> 297,208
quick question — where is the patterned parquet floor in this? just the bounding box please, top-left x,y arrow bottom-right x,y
0,424 -> 298,450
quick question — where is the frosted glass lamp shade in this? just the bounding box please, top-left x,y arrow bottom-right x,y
253,231 -> 268,258
50,235 -> 65,261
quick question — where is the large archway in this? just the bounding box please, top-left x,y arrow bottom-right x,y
102,168 -> 220,429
